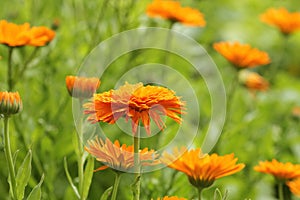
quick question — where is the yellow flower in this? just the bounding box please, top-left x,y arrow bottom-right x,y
146,0 -> 206,27
260,7 -> 300,35
239,70 -> 269,91
0,91 -> 22,116
85,137 -> 159,172
27,26 -> 55,46
84,82 -> 185,135
155,196 -> 187,200
287,178 -> 300,197
161,147 -> 245,189
65,76 -> 100,99
254,159 -> 300,181
213,41 -> 270,68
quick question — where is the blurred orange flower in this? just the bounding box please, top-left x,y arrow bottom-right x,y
27,26 -> 55,46
155,196 -> 187,200
65,76 -> 100,99
287,178 -> 300,197
161,147 -> 245,189
0,91 -> 22,116
84,82 -> 185,135
146,0 -> 206,27
254,159 -> 300,181
85,137 -> 159,172
239,70 -> 269,91
213,41 -> 270,68
0,20 -> 31,47
260,7 -> 300,35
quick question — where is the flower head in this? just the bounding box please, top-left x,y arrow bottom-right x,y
155,196 -> 187,200
161,147 -> 245,189
0,20 -> 31,47
287,178 -> 300,197
85,137 -> 159,172
0,91 -> 22,116
27,26 -> 55,46
213,41 -> 270,68
239,70 -> 269,91
146,0 -> 206,27
66,76 -> 100,99
260,7 -> 300,35
84,82 -> 185,135
254,159 -> 300,181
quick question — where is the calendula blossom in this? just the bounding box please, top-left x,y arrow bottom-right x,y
254,159 -> 300,181
65,76 -> 100,99
155,196 -> 187,200
0,91 -> 22,116
85,137 -> 159,172
213,41 -> 270,68
260,7 -> 300,35
239,70 -> 269,91
146,0 -> 206,27
287,178 -> 300,197
161,147 -> 245,189
84,82 -> 185,135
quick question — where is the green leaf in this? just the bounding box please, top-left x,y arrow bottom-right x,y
26,174 -> 44,200
82,156 -> 94,199
64,157 -> 80,199
16,150 -> 32,200
100,186 -> 113,200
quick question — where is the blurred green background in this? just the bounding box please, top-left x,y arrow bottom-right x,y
1,0 -> 300,199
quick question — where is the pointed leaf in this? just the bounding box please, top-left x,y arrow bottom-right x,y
64,157 -> 80,199
82,156 -> 94,199
100,186 -> 113,200
26,174 -> 44,200
16,150 -> 32,200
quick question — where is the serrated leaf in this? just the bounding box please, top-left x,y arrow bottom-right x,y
100,186 -> 113,200
64,157 -> 80,199
16,150 -> 32,200
26,174 -> 44,200
82,156 -> 94,199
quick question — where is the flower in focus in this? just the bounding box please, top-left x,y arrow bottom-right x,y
287,178 -> 300,197
254,159 -> 300,181
146,0 -> 206,27
155,196 -> 187,200
260,7 -> 300,35
65,76 -> 100,99
213,41 -> 271,68
27,26 -> 55,46
84,82 -> 185,135
0,20 -> 31,47
239,70 -> 269,91
161,147 -> 245,189
0,91 -> 22,116
85,137 -> 159,172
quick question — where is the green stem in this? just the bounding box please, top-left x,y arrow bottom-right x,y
111,173 -> 121,200
7,47 -> 14,91
198,188 -> 203,200
3,117 -> 17,200
77,98 -> 85,199
131,126 -> 140,200
278,182 -> 284,200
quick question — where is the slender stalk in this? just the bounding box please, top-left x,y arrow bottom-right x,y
3,117 -> 17,200
131,125 -> 141,200
7,47 -> 14,91
111,172 -> 121,200
278,182 -> 284,200
198,188 -> 203,200
77,98 -> 85,200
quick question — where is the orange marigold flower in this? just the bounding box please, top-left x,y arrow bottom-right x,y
27,26 -> 55,46
213,41 -> 271,68
254,159 -> 300,181
146,0 -> 206,27
84,82 -> 185,135
161,147 -> 245,189
85,137 -> 159,172
287,178 -> 300,197
0,91 -> 22,116
260,7 -> 300,35
155,196 -> 187,200
0,20 -> 31,47
65,76 -> 100,99
239,70 -> 269,91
